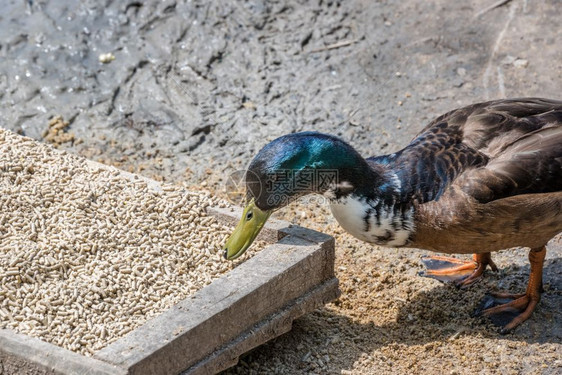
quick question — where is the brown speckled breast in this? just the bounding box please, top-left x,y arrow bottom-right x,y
411,190 -> 562,254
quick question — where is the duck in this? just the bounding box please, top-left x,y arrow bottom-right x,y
223,98 -> 562,333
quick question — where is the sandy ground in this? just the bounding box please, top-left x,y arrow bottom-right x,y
221,201 -> 561,375
1,0 -> 561,374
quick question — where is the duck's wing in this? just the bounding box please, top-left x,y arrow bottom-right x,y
420,98 -> 562,147
369,98 -> 562,204
455,124 -> 562,203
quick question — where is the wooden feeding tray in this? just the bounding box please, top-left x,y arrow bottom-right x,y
0,130 -> 339,375
0,205 -> 338,375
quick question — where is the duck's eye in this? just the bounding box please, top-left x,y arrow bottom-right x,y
246,211 -> 253,221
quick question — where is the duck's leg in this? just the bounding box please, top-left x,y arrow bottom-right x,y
420,252 -> 498,288
476,246 -> 545,334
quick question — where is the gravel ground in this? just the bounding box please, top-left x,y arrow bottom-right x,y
1,0 -> 560,374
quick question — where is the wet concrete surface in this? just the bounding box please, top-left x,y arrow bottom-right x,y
1,0 -> 561,374
2,0 -> 561,183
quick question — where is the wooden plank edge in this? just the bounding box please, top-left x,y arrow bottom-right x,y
0,329 -> 125,375
185,277 -> 340,375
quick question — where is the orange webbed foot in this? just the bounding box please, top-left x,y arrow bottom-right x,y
475,292 -> 539,334
420,253 -> 498,288
474,246 -> 546,334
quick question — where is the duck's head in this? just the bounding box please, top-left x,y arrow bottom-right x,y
223,131 -> 372,260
